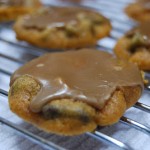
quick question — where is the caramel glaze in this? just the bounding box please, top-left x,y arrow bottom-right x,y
10,49 -> 143,113
0,0 -> 24,6
126,22 -> 150,39
135,22 -> 150,39
22,7 -> 104,29
138,0 -> 150,10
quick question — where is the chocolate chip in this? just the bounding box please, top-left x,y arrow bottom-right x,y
79,115 -> 90,124
42,106 -> 61,119
42,104 -> 91,124
129,32 -> 150,53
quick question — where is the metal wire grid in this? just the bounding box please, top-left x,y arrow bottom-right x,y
0,0 -> 150,149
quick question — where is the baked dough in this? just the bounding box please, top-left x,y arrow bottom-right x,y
13,6 -> 112,49
114,22 -> 150,70
125,0 -> 150,22
9,49 -> 143,136
0,0 -> 42,22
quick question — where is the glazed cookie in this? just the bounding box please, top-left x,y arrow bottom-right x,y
114,22 -> 150,70
9,49 -> 143,136
125,0 -> 150,22
0,0 -> 42,21
13,6 -> 112,49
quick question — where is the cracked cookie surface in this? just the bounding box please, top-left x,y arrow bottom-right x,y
114,22 -> 150,70
125,0 -> 150,22
0,0 -> 42,21
14,6 -> 111,49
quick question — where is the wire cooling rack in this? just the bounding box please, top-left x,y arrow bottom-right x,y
0,0 -> 150,150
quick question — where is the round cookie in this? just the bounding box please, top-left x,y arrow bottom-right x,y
9,49 -> 143,136
125,0 -> 150,22
0,0 -> 42,22
114,22 -> 150,70
13,6 -> 112,49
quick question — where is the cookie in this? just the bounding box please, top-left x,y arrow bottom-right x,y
13,6 -> 112,49
114,22 -> 150,70
9,49 -> 143,136
0,0 -> 42,21
125,0 -> 150,22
